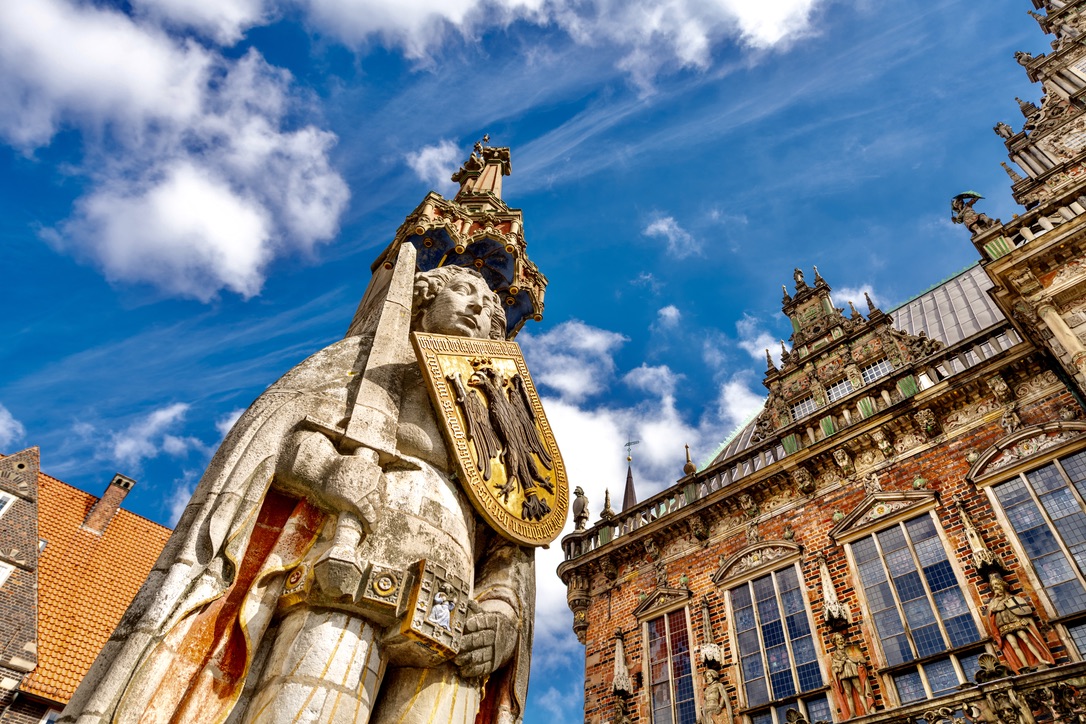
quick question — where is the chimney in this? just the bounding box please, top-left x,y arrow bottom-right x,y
82,473 -> 136,534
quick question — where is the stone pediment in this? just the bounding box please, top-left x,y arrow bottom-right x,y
632,587 -> 692,620
829,490 -> 938,543
968,422 -> 1086,483
712,541 -> 802,585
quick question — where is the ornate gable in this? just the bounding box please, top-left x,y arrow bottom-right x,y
712,541 -> 802,585
632,587 -> 692,620
968,422 -> 1086,483
829,490 -> 939,544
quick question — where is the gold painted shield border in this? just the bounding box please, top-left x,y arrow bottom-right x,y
412,331 -> 569,547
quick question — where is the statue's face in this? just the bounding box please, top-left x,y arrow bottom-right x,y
420,274 -> 494,338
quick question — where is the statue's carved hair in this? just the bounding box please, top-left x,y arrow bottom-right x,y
412,266 -> 506,339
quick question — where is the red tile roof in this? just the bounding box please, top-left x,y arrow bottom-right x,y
21,471 -> 171,703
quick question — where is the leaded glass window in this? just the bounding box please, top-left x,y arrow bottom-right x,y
729,565 -> 828,722
826,377 -> 854,402
992,449 -> 1086,653
860,358 -> 893,384
647,609 -> 696,724
851,514 -> 983,702
0,491 -> 13,520
791,396 -> 818,422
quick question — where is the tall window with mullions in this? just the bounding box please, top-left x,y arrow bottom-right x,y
850,514 -> 984,703
990,449 -> 1086,653
729,566 -> 831,724
647,609 -> 696,724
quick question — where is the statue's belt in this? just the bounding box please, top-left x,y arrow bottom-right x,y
279,557 -> 470,659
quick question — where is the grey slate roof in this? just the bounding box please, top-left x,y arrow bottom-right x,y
889,263 -> 1004,346
705,263 -> 1005,469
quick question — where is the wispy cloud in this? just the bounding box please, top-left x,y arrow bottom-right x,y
215,408 -> 246,438
736,313 -> 781,364
520,320 -> 628,403
643,214 -> 701,258
105,402 -> 202,468
831,284 -> 879,310
0,404 -> 26,451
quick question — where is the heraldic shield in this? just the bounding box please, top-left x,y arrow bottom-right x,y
412,331 -> 568,546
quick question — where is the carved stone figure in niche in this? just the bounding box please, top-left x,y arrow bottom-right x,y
1060,405 -> 1080,421
985,574 -> 1055,672
1001,406 -> 1022,434
697,668 -> 733,724
746,522 -> 761,545
987,374 -> 1014,403
845,363 -> 864,390
830,633 -> 875,719
863,472 -> 883,494
572,486 -> 589,530
833,449 -> 854,477
739,492 -> 759,519
985,688 -> 1036,724
871,429 -> 893,459
61,260 -> 536,724
914,408 -> 939,438
951,194 -> 1000,236
792,467 -> 816,495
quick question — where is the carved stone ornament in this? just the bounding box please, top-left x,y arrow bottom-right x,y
1000,406 -> 1022,434
688,513 -> 710,545
832,448 -> 854,477
870,429 -> 894,459
816,553 -> 850,627
572,486 -> 589,530
954,499 -> 1005,576
632,587 -> 692,619
969,422 -> 1086,481
973,652 -> 1014,683
600,557 -> 618,582
830,490 -> 938,542
713,541 -> 802,585
738,491 -> 760,518
644,537 -> 660,561
987,374 -> 1015,403
984,687 -> 1036,724
612,631 -> 634,697
791,466 -> 816,495
1014,370 -> 1057,398
862,472 -> 882,494
943,397 -> 1000,431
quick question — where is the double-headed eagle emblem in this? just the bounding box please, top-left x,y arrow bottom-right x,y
412,333 -> 568,546
448,359 -> 554,522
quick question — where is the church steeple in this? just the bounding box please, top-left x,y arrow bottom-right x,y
621,463 -> 638,512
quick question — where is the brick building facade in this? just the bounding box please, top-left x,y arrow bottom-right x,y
559,2 -> 1086,723
0,449 -> 170,723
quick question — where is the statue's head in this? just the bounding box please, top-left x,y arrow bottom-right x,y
412,266 -> 506,339
574,486 -> 584,496
990,574 -> 1007,594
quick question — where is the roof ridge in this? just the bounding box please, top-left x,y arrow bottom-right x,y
702,401 -> 765,471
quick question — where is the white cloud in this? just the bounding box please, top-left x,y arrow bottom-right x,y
107,402 -> 200,467
215,407 -> 246,438
832,284 -> 880,311
166,469 -> 199,525
131,0 -> 266,44
717,373 -> 766,432
643,214 -> 701,258
519,320 -> 628,403
300,0 -> 826,84
624,364 -> 681,399
0,405 -> 27,450
406,139 -> 462,195
1,0 -> 348,302
655,304 -> 681,329
736,313 -> 781,364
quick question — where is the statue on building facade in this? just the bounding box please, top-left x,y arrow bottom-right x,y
830,633 -> 875,719
697,668 -> 733,724
62,248 -> 559,724
985,574 -> 1055,673
951,193 -> 1001,236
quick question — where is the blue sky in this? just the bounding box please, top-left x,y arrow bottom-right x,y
0,0 -> 1047,718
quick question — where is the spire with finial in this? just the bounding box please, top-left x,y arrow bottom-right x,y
813,266 -> 827,287
848,300 -> 863,320
683,444 -> 697,475
1002,162 -> 1024,183
793,268 -> 808,292
1017,96 -> 1039,118
1028,9 -> 1050,33
766,348 -> 777,372
782,284 -> 792,304
600,489 -> 615,521
865,291 -> 880,315
780,340 -> 789,361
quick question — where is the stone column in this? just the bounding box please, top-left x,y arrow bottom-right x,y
1037,302 -> 1086,377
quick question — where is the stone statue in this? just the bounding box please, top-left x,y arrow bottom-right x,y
62,249 -> 537,724
951,195 -> 1000,236
698,668 -> 733,724
985,574 -> 1055,673
572,486 -> 589,530
830,633 -> 874,719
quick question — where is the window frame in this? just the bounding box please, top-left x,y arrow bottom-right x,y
724,561 -> 832,724
842,509 -> 988,706
825,377 -> 854,403
0,491 -> 14,520
790,396 -> 818,422
980,444 -> 1086,656
0,562 -> 13,589
860,358 -> 893,384
642,606 -> 698,724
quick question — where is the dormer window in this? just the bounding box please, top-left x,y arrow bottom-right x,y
791,396 -> 817,421
826,377 -> 854,402
861,358 -> 894,384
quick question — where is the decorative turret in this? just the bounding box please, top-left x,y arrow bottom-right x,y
370,137 -> 548,338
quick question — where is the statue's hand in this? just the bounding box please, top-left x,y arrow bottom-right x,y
454,603 -> 517,679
